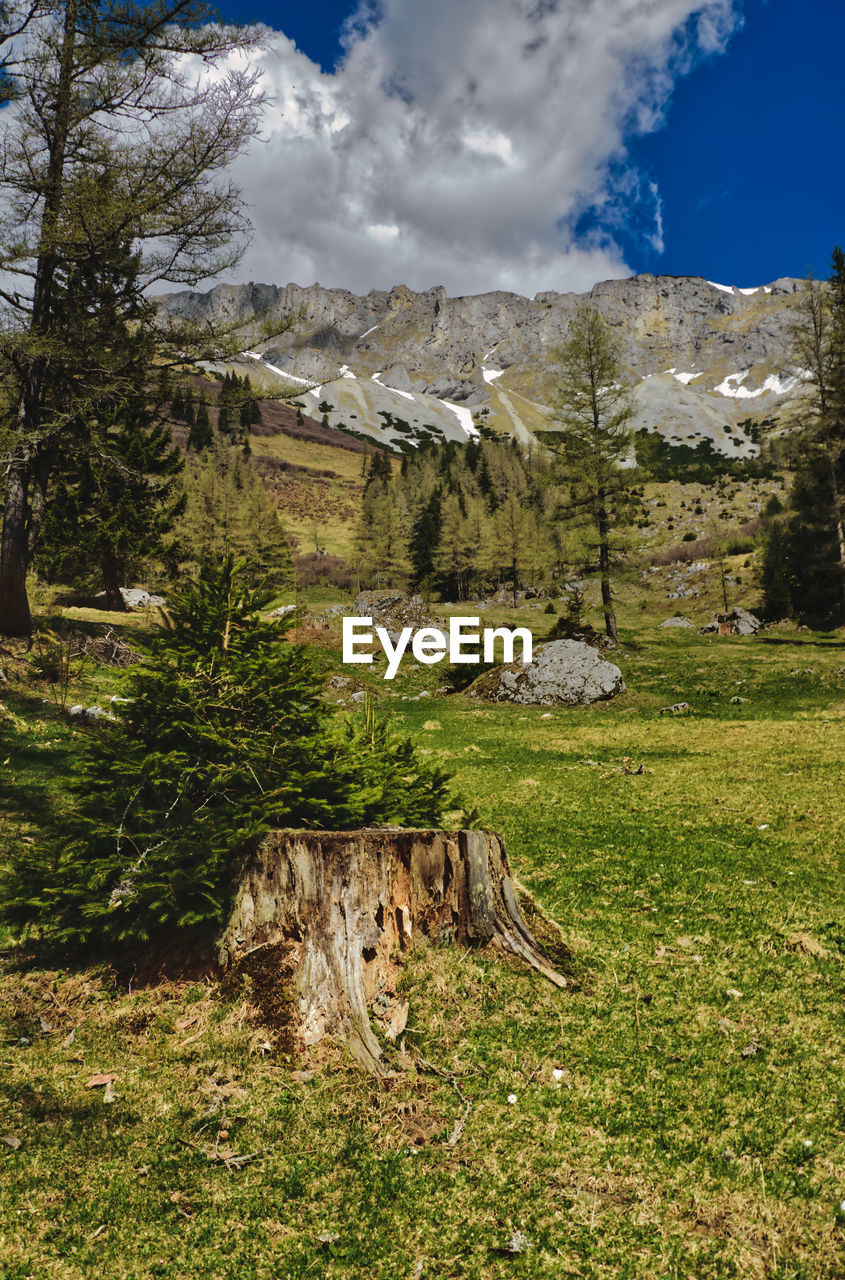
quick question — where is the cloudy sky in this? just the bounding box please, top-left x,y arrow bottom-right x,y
212,0 -> 845,298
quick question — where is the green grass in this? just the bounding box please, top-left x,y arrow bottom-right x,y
2,608 -> 845,1277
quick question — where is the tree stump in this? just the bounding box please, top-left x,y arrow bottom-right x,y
219,828 -> 567,1071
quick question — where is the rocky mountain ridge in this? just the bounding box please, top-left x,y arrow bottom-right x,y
157,273 -> 809,457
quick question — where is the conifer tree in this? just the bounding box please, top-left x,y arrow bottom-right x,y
0,2 -> 264,635
34,235 -> 184,607
435,492 -> 477,600
0,554 -> 454,946
770,252 -> 845,624
548,304 -> 635,645
188,399 -> 213,452
409,487 -> 442,590
175,435 -> 294,592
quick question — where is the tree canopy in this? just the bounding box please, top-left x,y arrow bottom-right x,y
0,0 -> 265,634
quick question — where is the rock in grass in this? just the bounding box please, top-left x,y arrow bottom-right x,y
470,639 -> 625,707
700,607 -> 762,636
659,616 -> 694,628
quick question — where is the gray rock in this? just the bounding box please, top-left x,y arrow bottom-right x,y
731,607 -> 762,635
73,704 -> 114,720
475,639 -> 625,707
156,273 -> 808,454
352,591 -> 439,640
659,616 -> 694,629
700,607 -> 762,636
94,587 -> 165,610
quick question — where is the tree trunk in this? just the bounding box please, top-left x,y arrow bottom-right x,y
219,828 -> 567,1072
597,496 -> 618,647
0,458 -> 34,637
0,0 -> 78,639
101,552 -> 127,612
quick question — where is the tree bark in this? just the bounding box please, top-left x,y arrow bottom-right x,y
101,552 -> 127,612
597,488 -> 618,647
0,455 -> 34,636
0,0 -> 78,637
219,828 -> 567,1072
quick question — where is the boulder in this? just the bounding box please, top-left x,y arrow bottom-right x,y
700,607 -> 762,636
94,587 -> 165,610
659,616 -> 694,629
471,639 -> 625,706
353,590 -> 439,641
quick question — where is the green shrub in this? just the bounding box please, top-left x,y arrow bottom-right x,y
1,554 -> 455,949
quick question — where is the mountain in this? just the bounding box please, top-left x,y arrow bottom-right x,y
157,273 -> 809,457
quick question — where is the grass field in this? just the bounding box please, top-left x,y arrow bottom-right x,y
1,602 -> 844,1279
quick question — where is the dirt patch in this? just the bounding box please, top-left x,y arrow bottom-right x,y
228,940 -> 301,1058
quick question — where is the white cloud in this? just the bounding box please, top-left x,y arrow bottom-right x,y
214,0 -> 741,296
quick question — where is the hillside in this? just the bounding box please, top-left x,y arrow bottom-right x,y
158,274 -> 808,458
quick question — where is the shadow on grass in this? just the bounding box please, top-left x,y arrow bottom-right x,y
758,633 -> 845,649
0,689 -> 78,841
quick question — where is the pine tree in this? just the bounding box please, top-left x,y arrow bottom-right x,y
435,492 -> 477,600
409,487 -> 442,590
174,436 -> 294,592
189,400 -> 213,452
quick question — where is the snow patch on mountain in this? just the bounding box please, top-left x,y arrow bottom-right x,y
372,372 -> 415,402
246,353 -> 312,386
438,399 -> 479,439
483,367 -> 504,384
714,370 -> 801,399
708,282 -> 773,298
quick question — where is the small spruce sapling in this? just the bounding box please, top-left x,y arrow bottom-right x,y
1,554 -> 455,949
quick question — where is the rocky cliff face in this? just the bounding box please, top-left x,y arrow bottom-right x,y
157,273 -> 808,456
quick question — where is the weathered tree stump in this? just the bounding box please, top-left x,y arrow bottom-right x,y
219,829 -> 566,1071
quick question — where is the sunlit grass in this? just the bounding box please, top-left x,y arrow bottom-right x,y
2,607 -> 844,1277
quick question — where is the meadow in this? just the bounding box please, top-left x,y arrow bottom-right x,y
1,597 -> 844,1279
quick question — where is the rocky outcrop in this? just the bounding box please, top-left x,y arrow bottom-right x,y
700,607 -> 762,636
353,591 -> 439,640
471,639 -> 625,706
156,273 -> 808,454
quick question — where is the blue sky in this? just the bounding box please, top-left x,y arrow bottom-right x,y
212,0 -> 844,295
630,0 -> 845,285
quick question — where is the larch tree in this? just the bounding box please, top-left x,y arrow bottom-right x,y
0,0 -> 265,635
548,304 -> 635,646
765,254 -> 845,624
435,490 -> 477,601
174,433 -> 294,592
